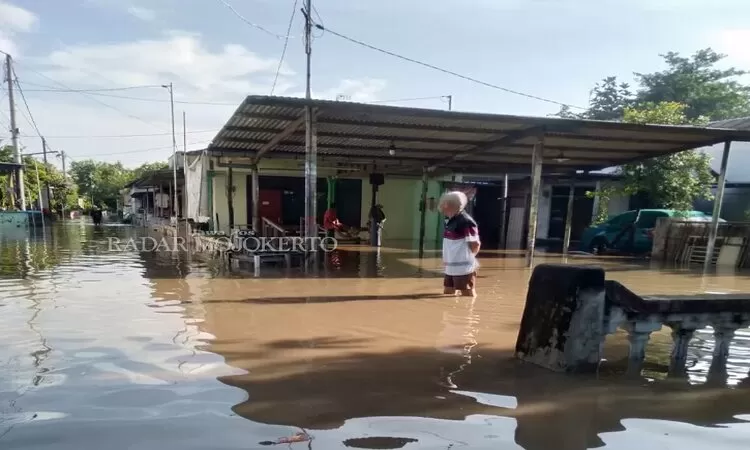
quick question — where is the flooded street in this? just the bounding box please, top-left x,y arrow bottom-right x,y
2,223 -> 750,449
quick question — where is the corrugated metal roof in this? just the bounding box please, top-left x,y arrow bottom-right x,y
208,96 -> 750,175
709,117 -> 750,130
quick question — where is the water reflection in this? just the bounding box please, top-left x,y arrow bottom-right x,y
1,223 -> 750,449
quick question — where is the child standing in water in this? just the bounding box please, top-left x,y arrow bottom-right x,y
439,191 -> 481,297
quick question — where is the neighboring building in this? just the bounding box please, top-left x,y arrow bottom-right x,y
696,117 -> 750,221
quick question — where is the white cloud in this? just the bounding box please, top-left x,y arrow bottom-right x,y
18,32 -> 388,167
37,32 -> 290,98
127,6 -> 157,21
0,1 -> 37,55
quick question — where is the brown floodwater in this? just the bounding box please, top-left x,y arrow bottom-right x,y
2,223 -> 750,449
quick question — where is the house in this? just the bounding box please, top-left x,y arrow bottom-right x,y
696,117 -> 750,221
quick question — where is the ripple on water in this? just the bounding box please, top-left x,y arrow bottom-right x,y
2,224 -> 750,450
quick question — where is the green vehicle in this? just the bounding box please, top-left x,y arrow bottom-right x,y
579,209 -> 721,255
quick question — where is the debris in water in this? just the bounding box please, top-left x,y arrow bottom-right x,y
259,431 -> 312,446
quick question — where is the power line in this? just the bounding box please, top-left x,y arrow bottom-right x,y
271,0 -> 299,95
15,62 -> 169,132
313,23 -> 587,110
21,129 -> 218,139
216,0 -> 291,40
21,84 -> 164,93
69,139 -> 213,158
11,66 -> 44,137
18,86 -> 238,105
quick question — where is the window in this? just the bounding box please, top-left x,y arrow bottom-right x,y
636,211 -> 668,229
606,211 -> 637,227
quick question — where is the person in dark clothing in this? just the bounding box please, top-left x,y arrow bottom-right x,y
369,204 -> 386,247
91,208 -> 103,226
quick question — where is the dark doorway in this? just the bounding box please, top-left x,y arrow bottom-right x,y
473,183 -> 507,250
547,186 -> 595,241
334,179 -> 363,227
258,189 -> 283,224
247,175 -> 327,226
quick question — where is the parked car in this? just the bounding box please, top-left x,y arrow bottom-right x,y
579,209 -> 724,255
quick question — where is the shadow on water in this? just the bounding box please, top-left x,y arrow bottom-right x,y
214,340 -> 750,450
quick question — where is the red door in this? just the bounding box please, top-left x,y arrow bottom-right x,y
258,189 -> 283,224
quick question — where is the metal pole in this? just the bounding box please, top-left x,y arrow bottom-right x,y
6,54 -> 25,210
418,169 -> 429,257
33,159 -> 43,216
60,151 -> 66,221
447,95 -> 453,111
182,110 -> 189,240
163,83 -> 178,219
251,164 -> 260,232
704,140 -> 732,270
303,0 -> 318,243
499,173 -> 509,249
591,181 -> 601,223
226,164 -> 235,233
42,137 -> 51,210
525,138 -> 544,267
563,179 -> 575,256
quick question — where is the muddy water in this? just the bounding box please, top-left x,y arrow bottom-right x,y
2,224 -> 750,449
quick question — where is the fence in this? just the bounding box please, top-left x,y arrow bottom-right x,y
652,218 -> 750,268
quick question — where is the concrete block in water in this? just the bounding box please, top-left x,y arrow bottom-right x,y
515,264 -> 606,373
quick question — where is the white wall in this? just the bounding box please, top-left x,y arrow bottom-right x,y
704,141 -> 750,183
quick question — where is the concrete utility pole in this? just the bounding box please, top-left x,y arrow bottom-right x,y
60,150 -> 67,220
42,137 -> 51,209
303,0 -> 318,242
6,53 -> 25,210
163,83 -> 178,219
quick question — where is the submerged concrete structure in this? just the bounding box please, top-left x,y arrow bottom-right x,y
516,264 -> 750,377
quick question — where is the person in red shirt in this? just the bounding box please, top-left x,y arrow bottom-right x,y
323,203 -> 342,238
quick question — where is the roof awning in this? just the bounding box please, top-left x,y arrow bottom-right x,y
126,169 -> 184,189
206,96 -> 750,176
0,162 -> 24,175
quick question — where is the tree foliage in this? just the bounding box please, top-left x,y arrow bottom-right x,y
564,48 -> 749,220
634,49 -> 750,121
1,144 -> 76,211
70,160 -> 169,210
619,102 -> 714,212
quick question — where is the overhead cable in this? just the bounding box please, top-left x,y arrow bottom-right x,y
313,23 -> 587,110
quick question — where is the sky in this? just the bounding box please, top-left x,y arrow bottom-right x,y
0,0 -> 749,171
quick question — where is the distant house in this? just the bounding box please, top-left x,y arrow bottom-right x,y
695,117 -> 750,221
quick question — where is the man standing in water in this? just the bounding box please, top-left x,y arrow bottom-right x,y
439,191 -> 480,297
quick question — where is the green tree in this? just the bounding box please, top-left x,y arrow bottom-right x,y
618,102 -> 714,212
635,49 -> 750,121
70,160 -> 133,210
556,76 -> 634,120
132,161 -> 168,179
1,144 -> 74,212
574,48 -> 749,220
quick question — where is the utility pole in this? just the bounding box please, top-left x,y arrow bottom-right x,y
182,111 -> 187,155
446,95 -> 453,111
60,150 -> 67,220
163,83 -> 178,220
303,0 -> 317,242
6,53 -> 25,210
42,137 -> 51,210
